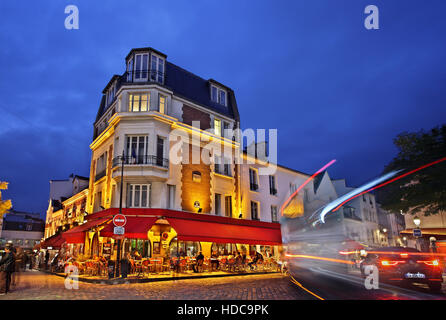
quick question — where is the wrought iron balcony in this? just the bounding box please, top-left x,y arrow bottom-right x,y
112,155 -> 169,169
112,70 -> 165,91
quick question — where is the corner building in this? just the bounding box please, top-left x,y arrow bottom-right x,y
50,47 -> 308,262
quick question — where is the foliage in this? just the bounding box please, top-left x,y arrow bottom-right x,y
377,125 -> 446,216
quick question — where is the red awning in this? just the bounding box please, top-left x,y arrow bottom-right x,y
81,208 -> 282,245
166,217 -> 282,245
38,233 -> 66,249
63,217 -> 111,243
100,216 -> 158,239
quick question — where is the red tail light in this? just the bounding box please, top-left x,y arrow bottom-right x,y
381,260 -> 405,266
417,259 -> 440,266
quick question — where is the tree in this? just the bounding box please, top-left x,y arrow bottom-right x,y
377,125 -> 446,216
0,181 -> 12,217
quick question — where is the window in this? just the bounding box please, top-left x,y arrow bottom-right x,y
158,95 -> 166,114
127,58 -> 134,81
125,136 -> 148,164
126,184 -> 150,208
249,168 -> 258,191
290,183 -> 297,193
134,53 -> 149,81
225,196 -> 232,217
211,85 -> 227,106
214,118 -> 221,136
219,90 -> 226,106
214,155 -> 221,174
251,201 -> 259,220
215,193 -> 221,215
129,93 -> 150,112
271,205 -> 278,222
223,158 -> 231,177
269,175 -> 277,195
150,54 -> 164,83
167,185 -> 175,209
156,136 -> 165,166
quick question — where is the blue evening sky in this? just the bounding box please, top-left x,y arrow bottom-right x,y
1,1 -> 445,216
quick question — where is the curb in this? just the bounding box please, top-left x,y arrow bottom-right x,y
39,269 -> 280,285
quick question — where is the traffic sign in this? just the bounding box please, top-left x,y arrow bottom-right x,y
113,214 -> 127,227
114,226 -> 124,235
413,228 -> 422,237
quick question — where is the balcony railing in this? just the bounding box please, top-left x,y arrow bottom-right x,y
95,169 -> 106,181
119,70 -> 165,86
112,155 -> 169,169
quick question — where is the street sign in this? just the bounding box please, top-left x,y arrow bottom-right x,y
114,226 -> 124,235
413,228 -> 422,237
113,214 -> 127,227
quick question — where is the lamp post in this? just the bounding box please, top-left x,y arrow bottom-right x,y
413,216 -> 422,251
115,150 -> 125,278
413,216 -> 421,228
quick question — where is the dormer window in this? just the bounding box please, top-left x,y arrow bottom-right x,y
211,85 -> 227,106
150,54 -> 164,83
127,52 -> 164,83
106,83 -> 116,106
134,53 -> 149,81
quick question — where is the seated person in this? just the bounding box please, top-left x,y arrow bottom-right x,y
210,251 -> 219,270
248,251 -> 263,270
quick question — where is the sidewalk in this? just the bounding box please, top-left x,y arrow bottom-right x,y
41,268 -> 280,285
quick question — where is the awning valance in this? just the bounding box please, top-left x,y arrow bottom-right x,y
63,217 -> 111,243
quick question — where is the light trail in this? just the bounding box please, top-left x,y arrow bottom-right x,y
289,275 -> 325,300
286,253 -> 354,265
319,170 -> 402,223
331,156 -> 446,212
280,159 -> 336,216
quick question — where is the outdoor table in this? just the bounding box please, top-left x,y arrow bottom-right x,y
152,258 -> 162,273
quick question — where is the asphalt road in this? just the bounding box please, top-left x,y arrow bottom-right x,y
288,264 -> 446,300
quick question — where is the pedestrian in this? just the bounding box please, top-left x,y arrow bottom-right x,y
0,244 -> 16,295
12,246 -> 24,287
45,250 -> 50,270
120,252 -> 131,278
192,252 -> 204,273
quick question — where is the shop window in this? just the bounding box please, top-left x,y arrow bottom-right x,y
169,238 -> 201,257
211,243 -> 238,256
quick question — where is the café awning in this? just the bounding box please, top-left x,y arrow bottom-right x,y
166,216 -> 282,245
100,216 -> 159,239
63,217 -> 111,243
38,233 -> 66,249
83,208 -> 283,245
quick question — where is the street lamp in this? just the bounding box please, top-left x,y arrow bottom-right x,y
382,228 -> 387,233
413,216 -> 421,227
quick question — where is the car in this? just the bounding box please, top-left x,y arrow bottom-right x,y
359,247 -> 444,293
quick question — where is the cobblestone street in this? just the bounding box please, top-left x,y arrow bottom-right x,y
0,270 -> 305,300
